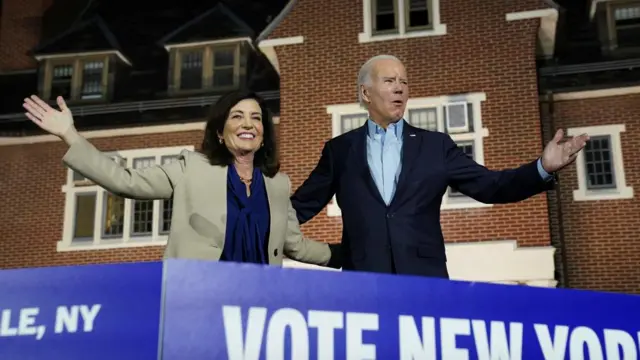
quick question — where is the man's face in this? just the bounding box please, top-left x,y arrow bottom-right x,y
362,58 -> 409,125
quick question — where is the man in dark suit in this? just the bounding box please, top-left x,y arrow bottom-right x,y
291,55 -> 589,278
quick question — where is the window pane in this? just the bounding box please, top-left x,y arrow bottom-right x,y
51,64 -> 73,99
614,5 -> 640,21
81,61 -> 104,99
132,157 -> 155,236
212,68 -> 235,87
73,193 -> 96,242
584,136 -> 616,189
160,156 -> 178,234
214,48 -> 235,67
132,200 -> 154,236
615,5 -> 640,47
180,50 -> 203,89
341,114 -> 368,133
407,0 -> 430,28
374,0 -> 396,32
444,102 -> 473,133
103,193 -> 125,237
408,108 -> 437,131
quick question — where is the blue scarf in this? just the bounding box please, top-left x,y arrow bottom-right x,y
221,165 -> 270,264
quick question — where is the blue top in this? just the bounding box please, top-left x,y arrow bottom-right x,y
221,165 -> 270,264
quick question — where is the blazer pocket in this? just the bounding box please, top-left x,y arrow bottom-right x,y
189,212 -> 224,248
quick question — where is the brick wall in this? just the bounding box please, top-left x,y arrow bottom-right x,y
267,0 -> 553,247
0,131 -> 204,269
0,0 -> 50,71
551,94 -> 640,294
0,0 -> 564,281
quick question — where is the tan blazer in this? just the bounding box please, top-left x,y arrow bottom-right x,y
62,137 -> 332,266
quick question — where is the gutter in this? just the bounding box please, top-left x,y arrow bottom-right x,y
541,90 -> 570,288
0,90 -> 280,122
539,58 -> 640,76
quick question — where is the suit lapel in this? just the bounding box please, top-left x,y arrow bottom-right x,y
392,123 -> 422,206
350,124 -> 386,206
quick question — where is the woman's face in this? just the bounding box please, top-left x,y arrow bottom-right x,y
219,98 -> 264,156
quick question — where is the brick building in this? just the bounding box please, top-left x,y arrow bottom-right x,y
538,0 -> 640,293
0,0 -> 638,293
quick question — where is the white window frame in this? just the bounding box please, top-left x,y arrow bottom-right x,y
359,0 -> 447,43
325,92 -> 489,217
57,145 -> 194,252
568,124 -> 633,201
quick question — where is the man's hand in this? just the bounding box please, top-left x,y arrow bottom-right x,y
541,129 -> 590,173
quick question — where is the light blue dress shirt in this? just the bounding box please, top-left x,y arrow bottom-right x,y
365,119 -> 552,206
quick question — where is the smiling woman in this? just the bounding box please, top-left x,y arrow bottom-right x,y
21,90 -> 341,269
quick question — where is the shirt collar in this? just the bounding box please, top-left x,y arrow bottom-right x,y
366,118 -> 404,138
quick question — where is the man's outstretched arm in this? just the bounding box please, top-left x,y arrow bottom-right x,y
290,142 -> 338,224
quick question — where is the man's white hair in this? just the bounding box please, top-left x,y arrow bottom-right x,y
357,54 -> 402,107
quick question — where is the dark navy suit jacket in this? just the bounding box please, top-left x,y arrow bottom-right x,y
291,122 -> 555,278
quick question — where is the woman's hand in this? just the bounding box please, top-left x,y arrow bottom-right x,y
23,95 -> 79,144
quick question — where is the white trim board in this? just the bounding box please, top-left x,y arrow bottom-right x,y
505,9 -> 557,21
258,36 -> 304,48
35,50 -> 132,66
0,117 -> 280,146
164,37 -> 254,51
552,86 -> 640,101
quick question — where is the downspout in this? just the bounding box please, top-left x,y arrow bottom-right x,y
542,90 -> 569,288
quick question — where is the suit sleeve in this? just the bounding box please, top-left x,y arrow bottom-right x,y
283,177 -> 341,268
444,134 -> 555,204
62,136 -> 186,200
290,141 -> 338,224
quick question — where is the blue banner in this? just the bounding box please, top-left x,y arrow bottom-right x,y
161,260 -> 640,360
0,262 -> 163,360
2,259 -> 640,359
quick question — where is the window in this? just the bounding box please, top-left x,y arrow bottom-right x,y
171,42 -> 247,93
584,136 -> 616,190
325,92 -> 489,216
568,124 -> 633,201
58,146 -> 193,252
359,0 -> 446,43
43,56 -> 109,101
604,0 -> 640,49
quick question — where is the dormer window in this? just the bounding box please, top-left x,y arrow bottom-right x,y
170,41 -> 248,94
42,56 -> 110,102
596,0 -> 640,50
610,2 -> 640,47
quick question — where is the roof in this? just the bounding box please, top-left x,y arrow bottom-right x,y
157,3 -> 255,46
32,16 -> 125,59
0,0 -> 287,132
539,0 -> 640,92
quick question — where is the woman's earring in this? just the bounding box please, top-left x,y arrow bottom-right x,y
219,138 -> 223,144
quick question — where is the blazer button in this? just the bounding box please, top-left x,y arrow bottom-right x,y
274,249 -> 278,256
386,213 -> 394,218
